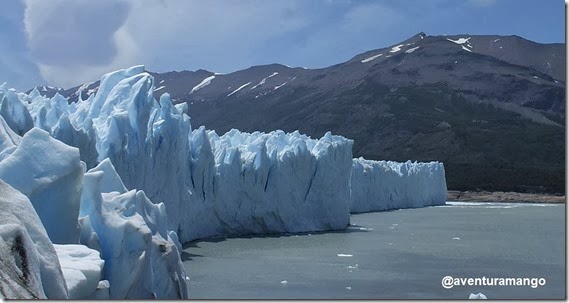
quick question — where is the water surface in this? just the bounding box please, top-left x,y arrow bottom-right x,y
183,202 -> 565,299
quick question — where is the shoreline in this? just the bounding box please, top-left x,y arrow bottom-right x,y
447,190 -> 565,204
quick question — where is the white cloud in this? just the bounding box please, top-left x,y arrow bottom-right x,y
23,0 -> 311,87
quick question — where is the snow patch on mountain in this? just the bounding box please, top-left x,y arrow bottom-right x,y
190,75 -> 215,94
405,46 -> 420,53
447,37 -> 471,45
251,72 -> 278,90
390,44 -> 405,53
274,82 -> 287,90
228,82 -> 252,96
361,53 -> 383,63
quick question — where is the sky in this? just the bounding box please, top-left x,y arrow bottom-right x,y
0,0 -> 565,90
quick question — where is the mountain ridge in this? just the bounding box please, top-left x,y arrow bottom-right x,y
25,32 -> 566,193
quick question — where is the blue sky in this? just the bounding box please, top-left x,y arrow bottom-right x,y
1,0 -> 565,90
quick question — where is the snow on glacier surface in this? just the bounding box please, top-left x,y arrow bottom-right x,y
350,157 -> 447,213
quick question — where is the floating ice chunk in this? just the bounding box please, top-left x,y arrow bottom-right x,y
86,280 -> 110,299
462,45 -> 472,52
337,254 -> 353,257
346,286 -> 352,290
469,292 -> 487,299
154,85 -> 166,92
452,237 -> 461,240
280,280 -> 288,284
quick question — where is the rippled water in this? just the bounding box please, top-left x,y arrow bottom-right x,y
183,202 -> 565,299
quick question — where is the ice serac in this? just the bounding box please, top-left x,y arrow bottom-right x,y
0,180 -> 68,299
0,116 -> 21,161
350,157 -> 447,213
0,84 -> 33,135
79,159 -> 188,299
0,128 -> 83,244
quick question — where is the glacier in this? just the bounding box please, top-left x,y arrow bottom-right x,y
0,65 -> 448,299
350,157 -> 447,213
22,66 -> 354,243
0,81 -> 189,299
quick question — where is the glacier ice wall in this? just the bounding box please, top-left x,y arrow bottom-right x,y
185,128 -> 353,240
350,157 -> 447,213
35,66 -> 354,243
3,66 -> 446,245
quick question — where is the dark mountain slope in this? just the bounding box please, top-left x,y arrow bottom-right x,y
32,32 -> 566,193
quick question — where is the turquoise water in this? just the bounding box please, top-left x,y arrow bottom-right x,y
183,202 -> 565,299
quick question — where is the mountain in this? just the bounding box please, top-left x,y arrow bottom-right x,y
36,32 -> 566,193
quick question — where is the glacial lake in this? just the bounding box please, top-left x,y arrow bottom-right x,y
182,202 -> 565,300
